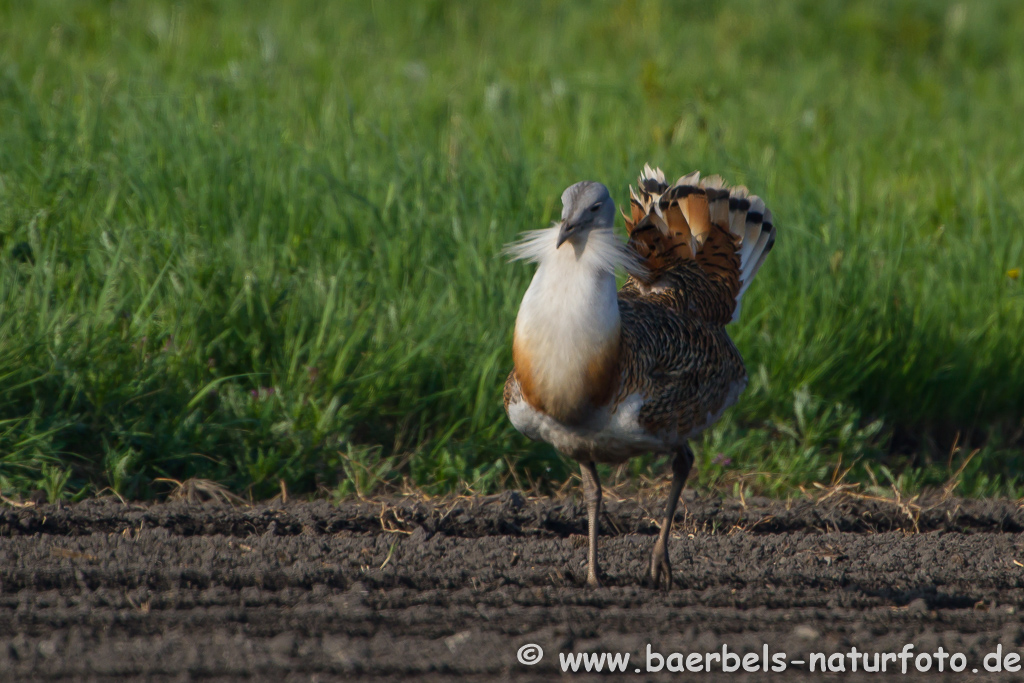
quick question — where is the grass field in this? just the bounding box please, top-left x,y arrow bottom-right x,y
1,0 -> 1022,502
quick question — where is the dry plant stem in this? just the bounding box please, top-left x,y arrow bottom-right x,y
579,461 -> 603,588
649,444 -> 694,590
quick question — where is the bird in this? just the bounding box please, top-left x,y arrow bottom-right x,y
503,164 -> 776,588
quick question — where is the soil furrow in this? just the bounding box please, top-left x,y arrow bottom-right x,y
4,496 -> 1024,681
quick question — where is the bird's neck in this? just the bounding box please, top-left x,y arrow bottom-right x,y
513,231 -> 622,424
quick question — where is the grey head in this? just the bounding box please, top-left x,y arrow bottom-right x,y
557,181 -> 616,248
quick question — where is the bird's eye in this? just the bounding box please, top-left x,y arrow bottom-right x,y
590,203 -> 602,212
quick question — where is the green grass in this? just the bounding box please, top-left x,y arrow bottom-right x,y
1,0 -> 1023,502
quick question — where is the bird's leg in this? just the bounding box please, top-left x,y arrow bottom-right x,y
649,444 -> 693,590
579,461 -> 603,588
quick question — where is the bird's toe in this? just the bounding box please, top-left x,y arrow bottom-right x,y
649,552 -> 673,590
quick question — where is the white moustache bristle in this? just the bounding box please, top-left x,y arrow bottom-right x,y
504,226 -> 647,279
504,224 -> 560,263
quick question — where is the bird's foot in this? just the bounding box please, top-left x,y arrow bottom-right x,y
585,570 -> 602,589
648,544 -> 673,590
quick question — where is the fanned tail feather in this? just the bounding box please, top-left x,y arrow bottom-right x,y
739,207 -> 775,300
622,165 -> 777,323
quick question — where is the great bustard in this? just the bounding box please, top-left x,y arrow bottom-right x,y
504,165 -> 776,588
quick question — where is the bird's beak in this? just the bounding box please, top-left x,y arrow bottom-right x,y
556,221 -> 577,248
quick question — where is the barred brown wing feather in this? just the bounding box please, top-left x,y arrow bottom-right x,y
614,298 -> 746,437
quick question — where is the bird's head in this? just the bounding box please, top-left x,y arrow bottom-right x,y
557,181 -> 615,248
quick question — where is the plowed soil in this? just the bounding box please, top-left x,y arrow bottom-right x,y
4,492 -> 1024,681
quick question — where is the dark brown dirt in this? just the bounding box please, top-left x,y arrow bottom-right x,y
4,492 -> 1024,681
